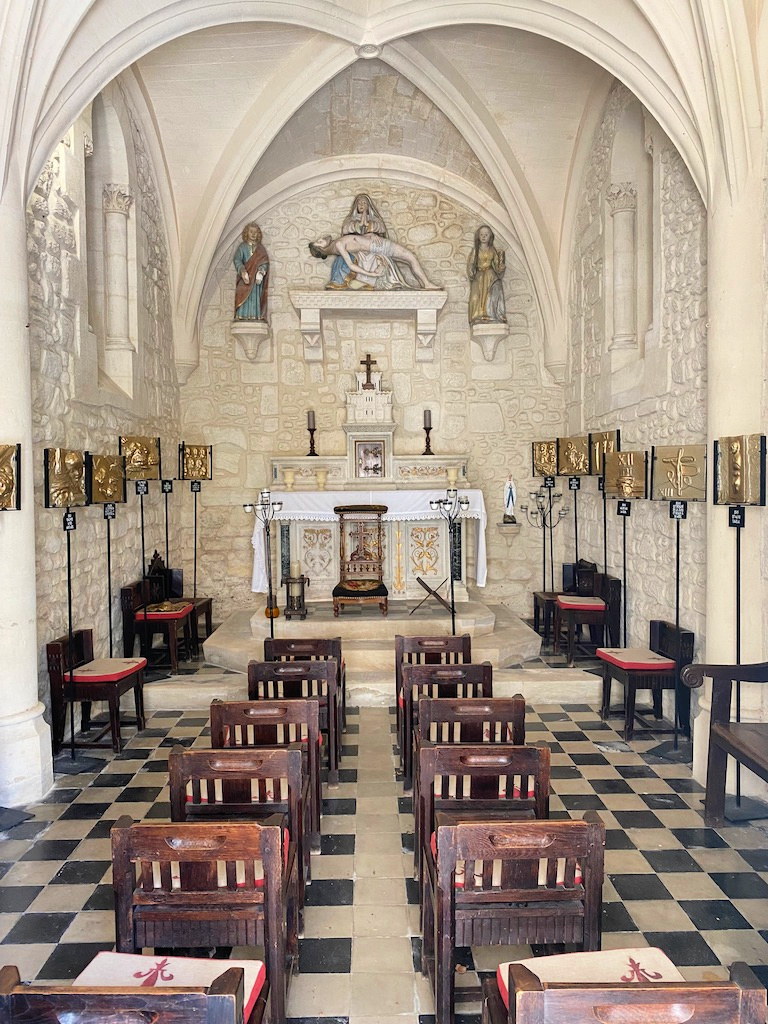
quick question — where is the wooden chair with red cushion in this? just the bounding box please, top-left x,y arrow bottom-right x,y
554,573 -> 620,667
46,627 -> 146,754
210,697 -> 322,854
482,958 -> 765,1024
423,816 -> 605,1024
121,576 -> 194,674
111,817 -> 292,1024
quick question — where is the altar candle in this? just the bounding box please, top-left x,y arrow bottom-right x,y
290,560 -> 300,578
307,410 -> 316,430
424,409 -> 432,429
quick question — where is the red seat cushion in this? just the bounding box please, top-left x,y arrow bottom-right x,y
135,603 -> 194,621
496,948 -> 683,1009
67,657 -> 147,683
556,596 -> 606,611
73,951 -> 266,1018
597,647 -> 675,671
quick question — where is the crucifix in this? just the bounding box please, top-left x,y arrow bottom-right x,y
360,352 -> 377,390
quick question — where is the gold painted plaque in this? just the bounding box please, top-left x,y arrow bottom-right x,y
88,454 -> 126,504
589,430 -> 620,476
531,440 -> 557,478
714,434 -> 766,505
44,448 -> 87,508
604,450 -> 647,500
120,436 -> 161,480
179,443 -> 212,481
651,445 -> 706,501
0,444 -> 20,510
557,436 -> 591,476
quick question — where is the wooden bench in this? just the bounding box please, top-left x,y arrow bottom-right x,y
263,636 -> 347,731
599,619 -> 694,740
46,628 -> 146,753
682,659 -> 768,825
121,576 -> 194,674
148,549 -> 214,654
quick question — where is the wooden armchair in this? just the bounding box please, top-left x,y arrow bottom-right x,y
210,698 -> 322,853
554,572 -> 621,667
412,696 -> 526,878
401,661 -> 493,791
0,962 -> 267,1024
264,636 -> 347,731
46,627 -> 146,754
682,659 -> 768,825
423,816 -> 605,1024
168,744 -> 307,906
248,660 -> 340,784
111,816 -> 292,1024
121,576 -> 194,674
395,634 -> 472,772
417,742 -> 550,906
482,961 -> 766,1024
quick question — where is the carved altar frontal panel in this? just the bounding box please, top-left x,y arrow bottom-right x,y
714,435 -> 766,505
531,440 -> 557,477
300,526 -> 335,580
604,450 -> 648,500
557,435 -> 591,476
409,523 -> 441,578
44,447 -> 88,508
589,429 -> 621,476
651,444 -> 706,501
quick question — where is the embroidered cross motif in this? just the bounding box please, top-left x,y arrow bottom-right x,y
621,957 -> 663,983
134,957 -> 174,986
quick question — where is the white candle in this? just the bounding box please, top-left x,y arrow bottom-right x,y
290,561 -> 300,578
424,409 -> 431,428
307,410 -> 315,429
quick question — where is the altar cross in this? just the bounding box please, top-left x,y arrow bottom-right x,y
360,352 -> 377,390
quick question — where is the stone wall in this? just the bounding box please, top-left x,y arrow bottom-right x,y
28,83 -> 181,709
565,84 -> 708,653
182,180 -> 565,618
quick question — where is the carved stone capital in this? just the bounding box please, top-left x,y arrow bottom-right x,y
103,184 -> 134,215
83,134 -> 94,158
606,182 -> 637,214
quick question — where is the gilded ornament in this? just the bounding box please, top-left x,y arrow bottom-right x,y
714,434 -> 766,505
45,448 -> 87,508
120,436 -> 161,480
0,445 -> 19,511
589,430 -> 620,476
557,436 -> 591,476
89,454 -> 126,504
651,445 -> 706,501
531,440 -> 557,477
180,444 -> 211,481
604,450 -> 647,500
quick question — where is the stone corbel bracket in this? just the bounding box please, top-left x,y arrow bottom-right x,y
290,291 -> 447,363
230,320 -> 272,362
471,322 -> 510,361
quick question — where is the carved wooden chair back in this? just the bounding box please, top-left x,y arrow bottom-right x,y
593,573 -> 621,647
247,660 -> 340,784
400,661 -> 492,791
424,816 -> 605,1024
395,634 -> 472,770
210,698 -> 321,852
264,637 -> 347,728
111,816 -> 290,1023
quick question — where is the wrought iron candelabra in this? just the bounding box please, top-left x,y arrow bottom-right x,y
519,487 -> 569,592
429,488 -> 470,635
243,488 -> 283,638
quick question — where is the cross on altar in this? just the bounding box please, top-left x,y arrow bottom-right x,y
360,352 -> 377,390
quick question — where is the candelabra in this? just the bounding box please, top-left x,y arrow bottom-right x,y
243,489 -> 283,638
519,487 -> 569,592
429,488 -> 470,635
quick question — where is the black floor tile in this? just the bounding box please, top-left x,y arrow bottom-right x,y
665,778 -> 704,793
559,794 -> 606,811
569,753 -> 610,766
115,787 -> 164,802
52,860 -> 110,885
341,745 -> 358,757
142,759 -> 170,772
643,931 -> 720,966
116,748 -> 154,760
643,850 -> 702,873
304,879 -> 354,906
298,938 -> 352,973
601,902 -> 639,932
6,821 -> 49,839
322,799 -> 356,816
0,863 -> 11,881
89,774 -> 135,788
610,874 -> 673,901
19,839 -> 80,861
83,884 -> 115,911
37,941 -> 115,979
85,819 -> 119,839
612,810 -> 663,829
539,713 -> 569,721
320,834 -> 355,856
671,828 -> 728,849
739,849 -> 768,871
679,900 -> 752,930
637,793 -> 689,811
604,830 -> 637,850
411,935 -> 422,971
550,766 -> 581,779
616,766 -> 657,779
344,724 -> 359,735
590,779 -> 633,794
0,886 -> 43,912
401,833 -> 415,853
145,801 -> 172,819
2,912 -> 75,944
406,878 -> 419,904
552,731 -> 588,742
59,802 -> 113,820
398,797 -> 413,814
710,873 -> 768,899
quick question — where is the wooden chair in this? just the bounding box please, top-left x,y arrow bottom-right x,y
46,627 -> 146,754
401,661 -> 493,791
417,742 -> 551,907
395,634 -> 472,772
121,576 -> 194,674
263,636 -> 347,731
599,620 -> 694,740
210,698 -> 322,853
248,659 -> 340,784
332,504 -> 388,617
148,549 -> 214,654
412,696 -> 526,878
554,573 -> 621,667
534,560 -> 597,644
0,962 -> 267,1024
482,960 -> 766,1024
423,816 -> 605,1024
111,816 -> 292,1024
682,659 -> 768,825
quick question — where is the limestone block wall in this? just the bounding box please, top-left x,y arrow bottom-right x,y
28,86 -> 180,709
181,180 -> 565,619
565,84 -> 707,654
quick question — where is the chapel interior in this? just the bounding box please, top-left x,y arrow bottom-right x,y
2,2 -> 768,1020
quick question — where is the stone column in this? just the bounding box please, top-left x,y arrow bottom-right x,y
692,166 -> 767,790
606,182 -> 638,350
102,183 -> 134,394
0,171 -> 53,805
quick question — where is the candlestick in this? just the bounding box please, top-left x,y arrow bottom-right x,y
307,427 -> 318,457
424,409 -> 431,429
423,426 -> 433,456
307,410 -> 315,430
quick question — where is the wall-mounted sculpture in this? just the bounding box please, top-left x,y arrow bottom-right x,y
713,434 -> 766,505
179,443 -> 213,481
44,448 -> 88,508
0,444 -> 21,510
651,445 -> 706,501
589,430 -> 621,476
86,454 -> 126,504
119,436 -> 161,480
233,222 -> 269,321
309,233 -> 439,291
557,435 -> 591,475
531,440 -> 557,478
604,450 -> 648,499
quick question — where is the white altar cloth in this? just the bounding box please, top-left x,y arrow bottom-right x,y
251,489 -> 487,593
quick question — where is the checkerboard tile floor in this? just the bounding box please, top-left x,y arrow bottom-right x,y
2,700 -> 768,1024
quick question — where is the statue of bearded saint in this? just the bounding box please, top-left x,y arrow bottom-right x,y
234,222 -> 270,320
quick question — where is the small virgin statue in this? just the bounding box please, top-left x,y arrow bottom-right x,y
467,225 -> 507,325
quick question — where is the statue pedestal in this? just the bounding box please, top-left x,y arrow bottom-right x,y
231,320 -> 271,362
471,322 -> 509,361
